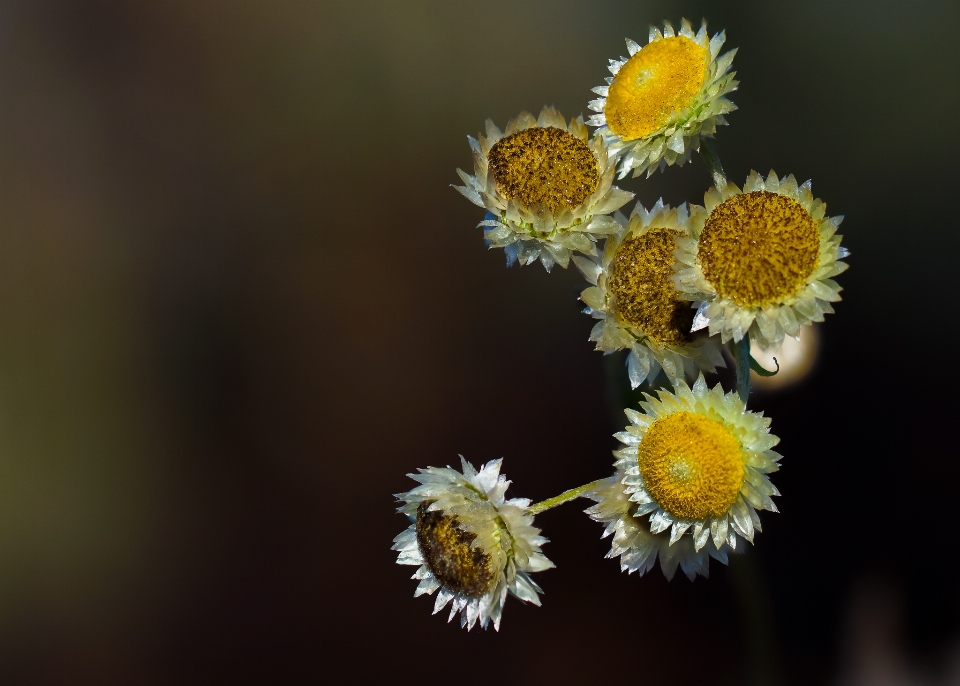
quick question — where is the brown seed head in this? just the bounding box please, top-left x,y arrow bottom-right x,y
698,191 -> 819,307
415,501 -> 494,598
608,228 -> 694,346
487,126 -> 600,213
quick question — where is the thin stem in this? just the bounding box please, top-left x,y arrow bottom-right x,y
732,337 -> 752,402
699,138 -> 727,189
527,478 -> 608,515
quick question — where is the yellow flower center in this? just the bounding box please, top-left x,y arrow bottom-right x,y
698,191 -> 820,307
638,412 -> 744,520
416,501 -> 493,598
608,228 -> 693,346
487,126 -> 600,213
604,36 -> 708,140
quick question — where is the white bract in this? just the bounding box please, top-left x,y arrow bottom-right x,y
584,471 -> 733,581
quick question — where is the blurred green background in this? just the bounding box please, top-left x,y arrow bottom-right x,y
1,0 -> 959,683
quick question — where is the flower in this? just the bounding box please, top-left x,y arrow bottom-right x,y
612,376 -> 780,554
584,471 -> 732,580
453,106 -> 633,271
587,19 -> 737,179
673,171 -> 849,350
392,457 -> 553,630
577,199 -> 724,389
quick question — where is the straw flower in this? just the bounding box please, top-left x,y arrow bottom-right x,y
587,19 -> 737,178
577,199 -> 724,388
393,457 -> 553,630
674,171 -> 849,350
613,376 -> 781,552
454,106 -> 632,271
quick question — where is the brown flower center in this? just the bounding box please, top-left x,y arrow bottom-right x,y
487,127 -> 600,213
415,502 -> 493,598
608,228 -> 693,346
698,191 -> 820,307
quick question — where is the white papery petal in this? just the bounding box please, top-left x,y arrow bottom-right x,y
415,576 -> 440,597
583,473 -> 731,581
433,586 -> 455,614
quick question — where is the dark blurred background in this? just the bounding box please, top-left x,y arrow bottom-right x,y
1,0 -> 958,683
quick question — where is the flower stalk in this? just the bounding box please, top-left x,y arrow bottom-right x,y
731,336 -> 753,402
527,479 -> 609,515
700,138 -> 727,189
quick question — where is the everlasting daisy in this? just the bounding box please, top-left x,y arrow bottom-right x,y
577,199 -> 724,389
393,457 -> 553,631
614,376 -> 780,553
454,106 -> 633,271
584,471 -> 732,580
674,171 -> 849,350
588,19 -> 738,178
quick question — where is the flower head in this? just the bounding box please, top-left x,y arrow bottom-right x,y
613,376 -> 780,553
577,200 -> 724,388
454,106 -> 633,271
584,471 -> 732,580
674,171 -> 849,350
393,457 -> 553,630
587,19 -> 737,178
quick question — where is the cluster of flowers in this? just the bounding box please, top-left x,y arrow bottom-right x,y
393,19 -> 848,631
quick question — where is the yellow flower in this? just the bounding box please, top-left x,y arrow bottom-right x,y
588,19 -> 737,178
674,171 -> 849,350
612,376 -> 780,552
577,200 -> 723,388
454,106 -> 633,271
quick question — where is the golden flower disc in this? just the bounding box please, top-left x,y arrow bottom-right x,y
608,228 -> 694,346
698,191 -> 820,307
604,36 -> 708,140
487,127 -> 600,213
416,502 -> 493,598
638,412 -> 744,520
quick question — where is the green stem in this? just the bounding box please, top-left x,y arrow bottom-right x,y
527,479 -> 608,515
699,138 -> 727,189
732,337 -> 752,402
